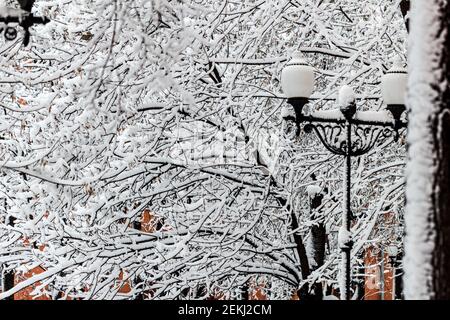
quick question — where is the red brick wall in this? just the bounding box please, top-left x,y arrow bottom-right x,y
364,247 -> 395,300
14,266 -> 51,300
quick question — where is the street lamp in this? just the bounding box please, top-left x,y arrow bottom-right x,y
281,51 -> 315,135
386,244 -> 399,300
381,57 -> 408,137
281,51 -> 408,300
387,244 -> 399,266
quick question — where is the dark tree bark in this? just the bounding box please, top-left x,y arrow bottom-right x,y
3,272 -> 14,300
400,0 -> 410,32
278,197 -> 314,299
308,192 -> 326,300
405,0 -> 450,299
310,192 -> 326,269
290,212 -> 311,286
287,190 -> 327,300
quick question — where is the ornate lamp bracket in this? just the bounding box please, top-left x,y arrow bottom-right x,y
0,9 -> 50,45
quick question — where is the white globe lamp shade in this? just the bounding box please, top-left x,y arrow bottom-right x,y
281,51 -> 315,99
381,58 -> 407,105
387,244 -> 399,258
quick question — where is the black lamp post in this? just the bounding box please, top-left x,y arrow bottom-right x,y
281,52 -> 408,300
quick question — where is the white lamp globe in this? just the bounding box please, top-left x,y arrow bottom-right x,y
281,51 -> 315,99
381,58 -> 407,105
387,244 -> 399,258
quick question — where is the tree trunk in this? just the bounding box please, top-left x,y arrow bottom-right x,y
308,192 -> 326,299
309,223 -> 326,299
405,0 -> 450,299
400,0 -> 410,32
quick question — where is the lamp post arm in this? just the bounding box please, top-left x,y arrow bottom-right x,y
302,111 -> 406,129
0,13 -> 50,25
0,12 -> 50,44
285,99 -> 407,138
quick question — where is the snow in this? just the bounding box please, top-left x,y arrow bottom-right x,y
310,107 -> 391,124
281,106 -> 295,118
354,110 -> 391,123
392,56 -> 406,72
306,185 -> 321,198
404,0 -> 442,300
338,85 -> 356,107
338,226 -> 352,249
0,6 -> 27,19
310,109 -> 343,120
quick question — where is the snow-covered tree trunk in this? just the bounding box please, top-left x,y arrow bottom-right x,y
405,0 -> 450,300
